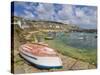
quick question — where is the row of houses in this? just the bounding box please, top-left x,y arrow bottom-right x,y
12,16 -> 78,32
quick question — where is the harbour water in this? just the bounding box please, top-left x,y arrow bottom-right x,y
56,32 -> 97,50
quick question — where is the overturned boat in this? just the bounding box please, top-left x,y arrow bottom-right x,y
19,43 -> 62,69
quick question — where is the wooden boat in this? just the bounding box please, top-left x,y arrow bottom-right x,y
19,43 -> 62,69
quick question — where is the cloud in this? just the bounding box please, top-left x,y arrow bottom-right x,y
56,4 -> 97,29
23,10 -> 36,19
57,5 -> 75,23
73,6 -> 97,29
13,2 -> 97,29
35,3 -> 56,21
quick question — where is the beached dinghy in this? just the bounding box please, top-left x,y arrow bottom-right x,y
19,43 -> 62,69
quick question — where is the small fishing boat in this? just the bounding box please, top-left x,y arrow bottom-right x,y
45,36 -> 53,40
45,32 -> 55,40
19,43 -> 62,69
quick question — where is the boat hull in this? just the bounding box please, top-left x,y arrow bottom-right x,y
19,49 -> 62,69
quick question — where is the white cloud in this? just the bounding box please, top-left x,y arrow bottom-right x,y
56,5 -> 97,29
57,5 -> 74,20
22,10 -> 35,19
14,2 -> 97,29
74,7 -> 97,29
36,3 -> 55,21
75,8 -> 85,17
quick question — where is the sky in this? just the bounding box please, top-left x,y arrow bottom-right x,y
12,1 -> 97,29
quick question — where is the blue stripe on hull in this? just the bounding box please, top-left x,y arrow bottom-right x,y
35,64 -> 62,69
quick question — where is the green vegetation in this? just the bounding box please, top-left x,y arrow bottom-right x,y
14,24 -> 26,44
45,39 -> 97,66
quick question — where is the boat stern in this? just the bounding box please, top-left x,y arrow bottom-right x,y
36,56 -> 63,69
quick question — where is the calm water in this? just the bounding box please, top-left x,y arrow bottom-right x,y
56,32 -> 97,50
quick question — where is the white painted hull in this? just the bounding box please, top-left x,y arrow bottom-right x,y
19,49 -> 62,68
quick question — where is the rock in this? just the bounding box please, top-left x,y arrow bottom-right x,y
14,65 -> 25,74
62,56 -> 77,70
88,64 -> 96,69
58,53 -> 76,70
71,61 -> 89,70
14,49 -> 19,56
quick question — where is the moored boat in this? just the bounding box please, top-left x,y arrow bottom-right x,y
45,36 -> 53,40
19,43 -> 62,69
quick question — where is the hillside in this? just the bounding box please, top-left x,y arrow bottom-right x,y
13,16 -> 79,31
